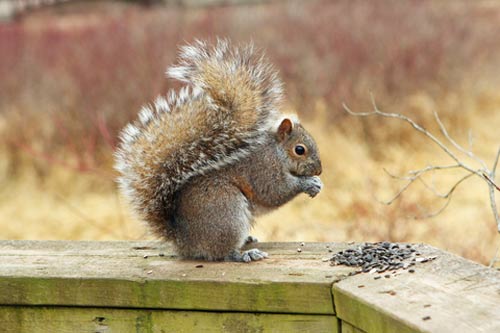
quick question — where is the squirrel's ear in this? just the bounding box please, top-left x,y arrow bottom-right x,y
277,118 -> 294,141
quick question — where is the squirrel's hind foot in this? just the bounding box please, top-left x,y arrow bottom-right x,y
225,249 -> 268,263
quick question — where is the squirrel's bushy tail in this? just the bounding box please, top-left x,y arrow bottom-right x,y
115,39 -> 284,239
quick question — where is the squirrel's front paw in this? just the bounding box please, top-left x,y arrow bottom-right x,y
244,235 -> 259,245
303,176 -> 323,198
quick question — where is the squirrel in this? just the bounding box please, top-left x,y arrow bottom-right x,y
115,39 -> 323,262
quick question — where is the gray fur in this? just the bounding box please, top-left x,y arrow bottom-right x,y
115,40 -> 321,262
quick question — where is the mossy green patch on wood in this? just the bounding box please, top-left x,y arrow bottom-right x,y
0,306 -> 339,333
3,241 -> 500,333
0,241 -> 347,315
0,306 -> 148,333
0,276 -> 333,314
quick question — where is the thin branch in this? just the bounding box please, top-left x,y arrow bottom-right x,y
489,183 -> 500,232
344,100 -> 479,177
343,99 -> 500,233
404,173 -> 471,219
381,167 -> 471,204
407,164 -> 462,176
414,194 -> 453,219
488,147 -> 500,231
378,172 -> 414,205
396,174 -> 471,220
493,147 -> 500,175
483,174 -> 500,192
418,173 -> 473,199
434,173 -> 474,199
489,245 -> 500,268
381,165 -> 459,202
432,110 -> 488,170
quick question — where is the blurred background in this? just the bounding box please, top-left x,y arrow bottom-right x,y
1,0 -> 499,265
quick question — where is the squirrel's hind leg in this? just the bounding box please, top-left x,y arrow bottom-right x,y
174,176 -> 266,262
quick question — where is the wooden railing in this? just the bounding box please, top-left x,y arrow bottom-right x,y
1,240 -> 499,332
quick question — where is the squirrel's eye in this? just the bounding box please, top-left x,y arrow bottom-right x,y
294,144 -> 306,156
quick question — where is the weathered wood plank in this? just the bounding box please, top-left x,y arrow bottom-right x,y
2,240 -> 500,333
0,306 -> 339,333
332,245 -> 500,333
0,241 -> 346,315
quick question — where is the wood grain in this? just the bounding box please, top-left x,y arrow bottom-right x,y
1,240 -> 499,333
0,241 -> 347,315
0,306 -> 338,333
333,244 -> 500,333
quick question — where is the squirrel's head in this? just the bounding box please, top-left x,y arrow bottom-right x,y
276,118 -> 322,177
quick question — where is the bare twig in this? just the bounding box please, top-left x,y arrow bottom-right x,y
344,98 -> 480,176
432,110 -> 488,170
381,165 -> 461,203
384,167 -> 473,219
483,174 -> 500,192
414,194 -> 452,219
421,173 -> 474,200
493,147 -> 500,174
488,147 -> 500,233
343,99 -> 500,233
408,164 -> 462,176
378,169 -> 414,205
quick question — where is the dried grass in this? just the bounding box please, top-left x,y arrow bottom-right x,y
1,0 -> 499,264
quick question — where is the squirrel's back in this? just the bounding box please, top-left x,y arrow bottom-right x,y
115,39 -> 284,239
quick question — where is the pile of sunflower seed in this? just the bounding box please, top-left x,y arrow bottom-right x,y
330,242 -> 436,275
